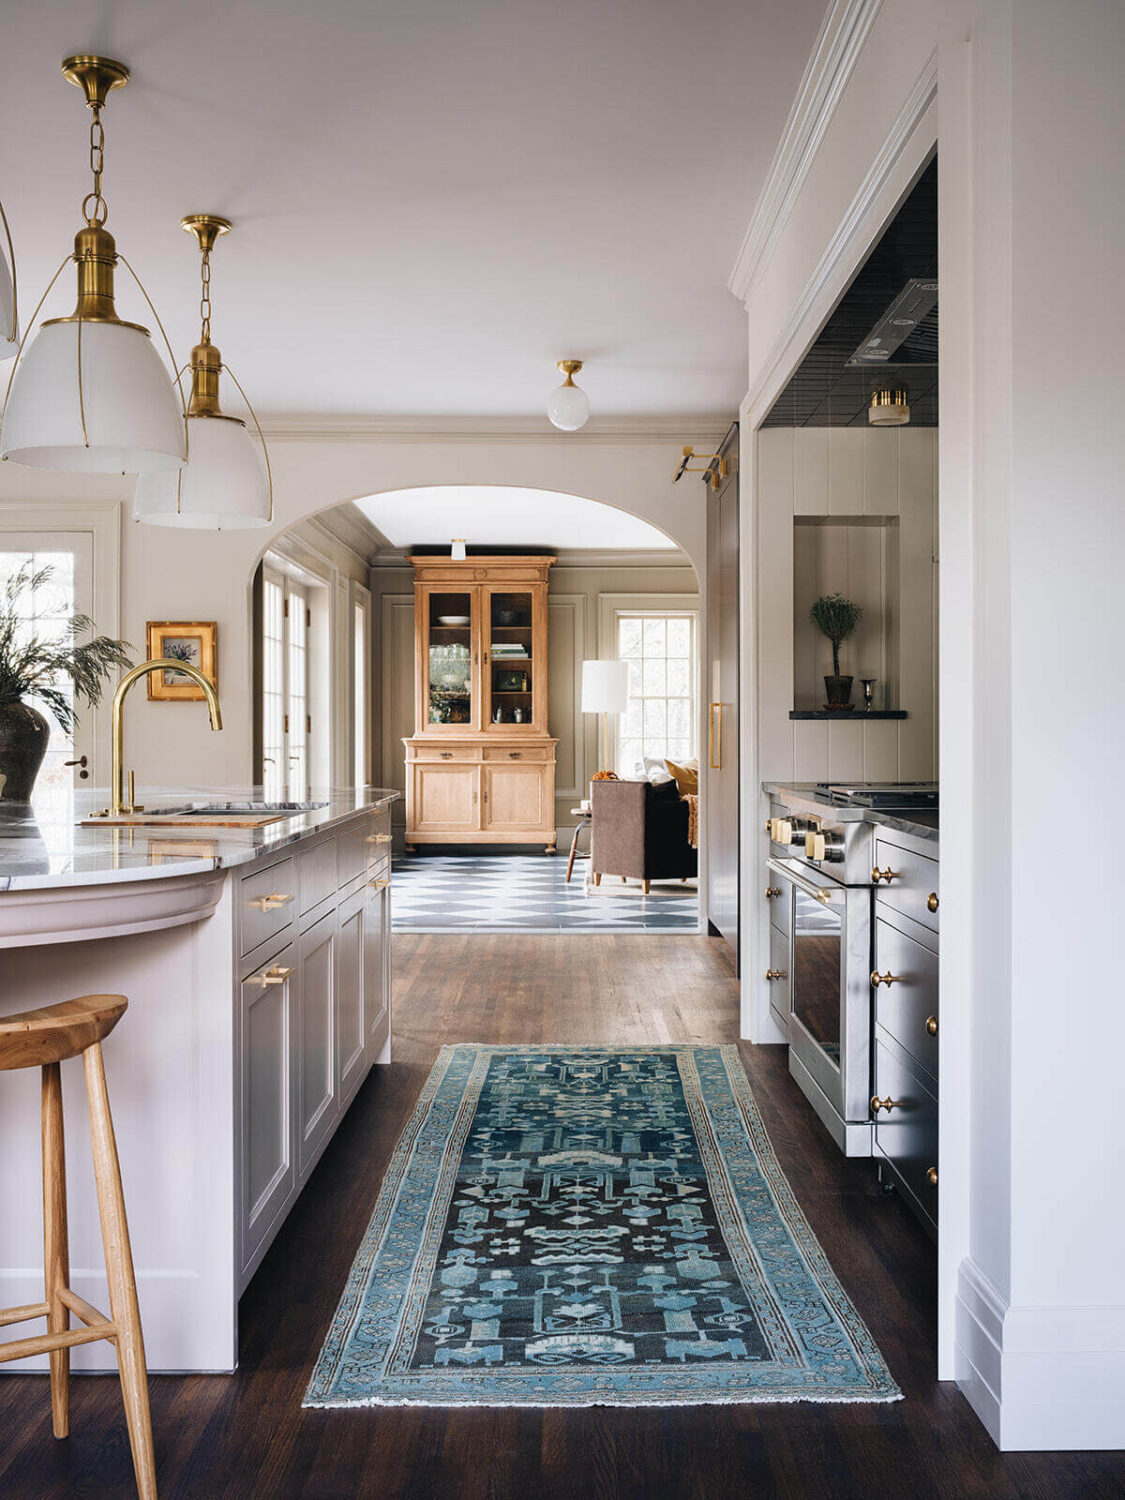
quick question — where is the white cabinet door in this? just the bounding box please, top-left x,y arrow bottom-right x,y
240,943 -> 296,1270
365,876 -> 391,1065
336,885 -> 368,1105
297,909 -> 338,1176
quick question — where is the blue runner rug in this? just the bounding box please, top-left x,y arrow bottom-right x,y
305,1045 -> 901,1407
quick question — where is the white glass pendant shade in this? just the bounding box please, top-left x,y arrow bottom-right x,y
133,413 -> 270,528
547,380 -> 590,432
0,248 -> 16,357
1,319 -> 185,472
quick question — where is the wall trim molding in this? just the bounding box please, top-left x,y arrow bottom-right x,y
306,508 -> 385,567
547,592 -> 586,801
261,414 -> 731,447
728,0 -> 884,304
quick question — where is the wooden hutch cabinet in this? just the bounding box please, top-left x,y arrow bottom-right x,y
403,555 -> 558,852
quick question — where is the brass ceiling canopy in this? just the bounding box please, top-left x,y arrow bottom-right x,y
61,55 -> 130,108
181,214 -> 232,255
557,359 -> 583,383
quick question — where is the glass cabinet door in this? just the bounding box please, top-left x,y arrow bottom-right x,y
425,588 -> 476,729
485,588 -> 536,729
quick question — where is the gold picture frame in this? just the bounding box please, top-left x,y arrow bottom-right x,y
145,621 -> 218,701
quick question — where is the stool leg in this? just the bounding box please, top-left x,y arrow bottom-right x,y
565,823 -> 582,883
83,1042 -> 157,1500
41,1062 -> 69,1439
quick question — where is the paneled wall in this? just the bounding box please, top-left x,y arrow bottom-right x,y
757,426 -> 937,783
370,556 -> 698,830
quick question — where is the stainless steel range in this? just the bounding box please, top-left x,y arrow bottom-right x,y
765,783 -> 938,1155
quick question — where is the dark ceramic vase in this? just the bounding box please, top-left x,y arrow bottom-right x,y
0,700 -> 51,801
823,674 -> 854,710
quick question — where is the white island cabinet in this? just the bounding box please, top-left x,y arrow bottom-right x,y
0,787 -> 398,1373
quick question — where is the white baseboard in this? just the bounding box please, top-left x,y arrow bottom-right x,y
956,1257 -> 1125,1450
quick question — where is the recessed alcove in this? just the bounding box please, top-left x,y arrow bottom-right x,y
792,514 -> 901,714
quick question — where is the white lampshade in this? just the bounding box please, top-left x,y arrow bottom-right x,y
581,658 -> 630,715
0,246 -> 16,358
133,413 -> 270,528
1,318 -> 185,472
547,379 -> 590,432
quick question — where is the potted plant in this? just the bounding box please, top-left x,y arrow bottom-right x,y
809,592 -> 862,710
0,563 -> 131,801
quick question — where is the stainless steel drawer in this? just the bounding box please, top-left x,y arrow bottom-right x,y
767,922 -> 790,1031
240,858 -> 296,956
765,877 -> 790,938
873,916 -> 939,1080
873,1038 -> 938,1230
873,836 -> 939,938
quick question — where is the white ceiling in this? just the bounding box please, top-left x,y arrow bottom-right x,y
1,0 -> 826,419
354,485 -> 680,554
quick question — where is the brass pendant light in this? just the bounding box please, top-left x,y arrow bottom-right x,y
0,56 -> 186,473
133,215 -> 271,528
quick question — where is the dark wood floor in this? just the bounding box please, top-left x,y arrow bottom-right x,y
1,934 -> 1123,1499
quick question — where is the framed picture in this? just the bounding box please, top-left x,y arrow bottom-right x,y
145,621 -> 218,701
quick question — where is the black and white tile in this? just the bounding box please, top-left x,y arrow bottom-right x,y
390,851 -> 700,933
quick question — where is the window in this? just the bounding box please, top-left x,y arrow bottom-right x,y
615,611 -> 697,773
353,596 -> 369,787
260,565 -> 311,799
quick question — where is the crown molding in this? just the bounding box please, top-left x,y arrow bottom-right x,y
260,413 -> 732,447
367,545 -> 687,570
728,0 -> 884,305
305,505 -> 387,564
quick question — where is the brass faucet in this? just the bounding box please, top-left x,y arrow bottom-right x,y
102,658 -> 223,816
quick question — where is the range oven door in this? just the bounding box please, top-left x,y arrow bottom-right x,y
767,856 -> 872,1131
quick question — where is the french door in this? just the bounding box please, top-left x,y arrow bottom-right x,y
262,566 -> 311,799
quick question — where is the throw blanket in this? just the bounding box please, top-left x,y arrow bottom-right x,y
685,792 -> 699,848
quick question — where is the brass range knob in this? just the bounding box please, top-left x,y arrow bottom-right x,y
925,1166 -> 938,1187
871,866 -> 898,884
925,1015 -> 938,1036
870,970 -> 903,988
765,885 -> 782,899
765,968 -> 787,981
871,1094 -> 905,1115
927,892 -> 939,912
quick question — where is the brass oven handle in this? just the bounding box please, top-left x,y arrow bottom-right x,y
766,857 -> 836,907
765,886 -> 782,899
927,892 -> 939,912
870,970 -> 903,988
926,1167 -> 938,1187
871,1095 -> 905,1115
369,877 -> 390,889
248,965 -> 294,987
708,702 -> 722,770
765,969 -> 787,981
249,892 -> 293,913
365,833 -> 392,844
871,866 -> 899,884
925,1015 -> 938,1036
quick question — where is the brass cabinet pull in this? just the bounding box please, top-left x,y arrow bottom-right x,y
765,886 -> 782,899
440,751 -> 453,759
927,892 -> 939,912
248,965 -> 294,987
871,866 -> 898,884
926,1166 -> 938,1187
871,1094 -> 905,1115
870,970 -> 902,988
509,751 -> 521,759
369,877 -> 390,889
249,891 -> 293,913
925,1015 -> 938,1036
365,833 -> 392,844
765,968 -> 787,981
708,702 -> 722,770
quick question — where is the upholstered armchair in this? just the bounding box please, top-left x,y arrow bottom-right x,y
589,779 -> 698,893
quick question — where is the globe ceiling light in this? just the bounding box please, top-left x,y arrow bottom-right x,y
134,215 -> 271,529
546,359 -> 590,432
0,197 -> 17,358
868,387 -> 911,426
0,56 -> 186,474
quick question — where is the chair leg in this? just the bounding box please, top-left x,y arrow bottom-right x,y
592,872 -> 601,887
641,879 -> 651,895
565,824 -> 582,883
83,1043 -> 157,1500
41,1063 -> 69,1439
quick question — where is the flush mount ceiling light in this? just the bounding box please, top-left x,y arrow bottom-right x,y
0,197 -> 17,358
450,538 -> 467,560
546,359 -> 590,432
1,56 -> 186,473
868,388 -> 911,426
134,215 -> 271,529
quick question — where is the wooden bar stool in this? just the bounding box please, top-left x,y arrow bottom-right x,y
0,995 -> 157,1499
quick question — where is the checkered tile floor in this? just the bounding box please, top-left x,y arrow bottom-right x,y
390,851 -> 700,932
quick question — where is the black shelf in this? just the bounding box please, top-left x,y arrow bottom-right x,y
789,709 -> 908,721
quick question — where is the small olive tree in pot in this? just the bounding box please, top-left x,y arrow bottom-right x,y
0,563 -> 131,801
809,592 -> 862,710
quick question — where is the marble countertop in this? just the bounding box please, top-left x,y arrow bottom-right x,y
762,782 -> 939,844
0,786 -> 400,892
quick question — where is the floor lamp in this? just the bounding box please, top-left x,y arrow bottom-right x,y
581,659 -> 631,782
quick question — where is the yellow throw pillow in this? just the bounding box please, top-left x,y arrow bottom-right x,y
664,757 -> 699,797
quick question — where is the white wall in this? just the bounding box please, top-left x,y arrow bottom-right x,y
733,0 -> 1125,1452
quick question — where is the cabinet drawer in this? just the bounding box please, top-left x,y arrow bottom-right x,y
767,922 -> 791,1031
240,858 -> 296,957
338,812 -> 393,886
873,837 -> 940,937
873,916 -> 939,1079
873,1038 -> 939,1229
765,879 -> 790,939
298,837 -> 338,916
481,744 -> 552,762
410,744 -> 479,763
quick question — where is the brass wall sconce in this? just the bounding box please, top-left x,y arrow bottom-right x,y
673,445 -> 728,489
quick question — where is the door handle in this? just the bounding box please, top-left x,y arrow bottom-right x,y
708,702 -> 722,769
65,755 -> 89,780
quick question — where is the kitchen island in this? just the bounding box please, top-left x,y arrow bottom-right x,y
0,786 -> 398,1373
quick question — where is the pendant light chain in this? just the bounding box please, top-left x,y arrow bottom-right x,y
199,245 -> 212,343
83,105 -> 109,227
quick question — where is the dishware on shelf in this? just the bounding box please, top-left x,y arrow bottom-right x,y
436,614 -> 470,626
